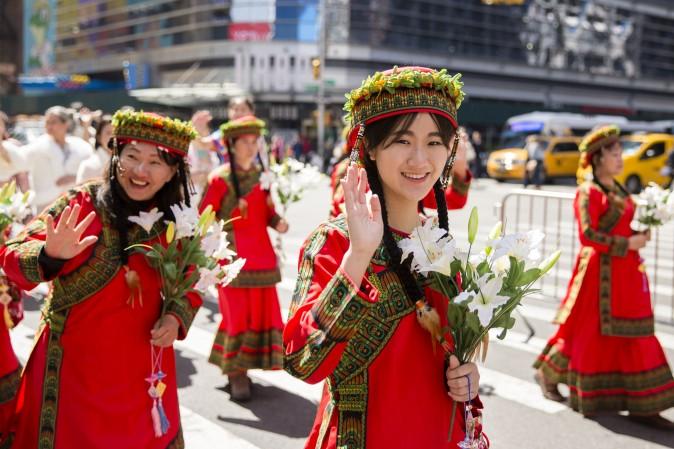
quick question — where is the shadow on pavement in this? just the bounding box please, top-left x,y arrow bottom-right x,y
216,383 -> 316,438
594,414 -> 674,447
175,350 -> 199,389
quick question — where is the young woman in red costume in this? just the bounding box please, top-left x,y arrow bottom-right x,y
0,110 -> 202,449
200,115 -> 288,402
534,125 -> 674,429
284,67 -> 487,449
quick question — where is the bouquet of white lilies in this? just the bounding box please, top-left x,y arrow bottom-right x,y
260,157 -> 322,214
399,207 -> 559,447
0,181 -> 33,237
633,183 -> 674,230
399,207 -> 560,364
128,203 -> 245,315
260,157 -> 322,260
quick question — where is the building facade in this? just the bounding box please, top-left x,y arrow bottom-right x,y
5,0 -> 674,148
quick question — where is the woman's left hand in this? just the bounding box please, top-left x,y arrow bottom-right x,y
446,355 -> 480,402
150,314 -> 180,347
275,218 -> 289,234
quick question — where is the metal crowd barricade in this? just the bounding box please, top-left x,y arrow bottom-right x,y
494,188 -> 674,340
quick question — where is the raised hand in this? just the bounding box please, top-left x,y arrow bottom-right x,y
190,110 -> 213,137
342,165 -> 383,258
44,204 -> 98,260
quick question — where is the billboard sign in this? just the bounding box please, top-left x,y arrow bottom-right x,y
23,0 -> 57,75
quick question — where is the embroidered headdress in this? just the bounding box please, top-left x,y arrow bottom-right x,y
579,125 -> 621,168
112,110 -> 196,158
344,66 -> 465,168
220,115 -> 266,143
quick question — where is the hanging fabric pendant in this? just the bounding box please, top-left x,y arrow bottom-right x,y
415,300 -> 451,354
124,265 -> 143,308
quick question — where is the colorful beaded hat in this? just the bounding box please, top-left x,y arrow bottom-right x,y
344,66 -> 465,165
579,125 -> 621,168
111,110 -> 196,158
220,115 -> 266,143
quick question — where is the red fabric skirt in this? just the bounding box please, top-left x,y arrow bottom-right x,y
535,255 -> 674,414
0,306 -> 20,442
209,285 -> 284,374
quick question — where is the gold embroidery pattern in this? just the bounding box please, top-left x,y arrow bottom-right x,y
208,328 -> 283,374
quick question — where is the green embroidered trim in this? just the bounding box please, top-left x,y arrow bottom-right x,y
0,366 -> 20,404
554,247 -> 592,324
311,271 -> 375,343
112,110 -> 196,157
208,328 -> 283,374
333,373 -> 368,449
535,343 -> 674,414
38,314 -> 67,449
215,165 -> 261,221
15,240 -> 46,284
229,269 -> 281,288
165,298 -> 199,338
344,67 -> 464,126
288,221 -> 331,318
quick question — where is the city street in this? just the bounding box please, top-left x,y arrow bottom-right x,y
10,177 -> 674,449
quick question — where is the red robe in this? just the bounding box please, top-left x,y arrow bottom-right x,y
328,157 -> 472,219
200,164 -> 284,374
284,217 -> 485,449
535,181 -> 674,415
0,302 -> 20,441
0,182 -> 202,449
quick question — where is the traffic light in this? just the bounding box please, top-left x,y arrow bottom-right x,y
311,57 -> 321,80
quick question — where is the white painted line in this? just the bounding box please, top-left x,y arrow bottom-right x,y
180,406 -> 262,449
479,367 -> 567,414
488,329 -> 546,355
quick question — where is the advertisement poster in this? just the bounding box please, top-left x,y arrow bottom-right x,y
228,0 -> 275,41
23,0 -> 57,74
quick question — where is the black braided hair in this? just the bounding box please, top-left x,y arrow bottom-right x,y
101,140 -> 192,263
225,137 -> 242,200
361,112 -> 455,303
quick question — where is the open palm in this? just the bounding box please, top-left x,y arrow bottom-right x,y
44,204 -> 98,260
341,165 -> 383,258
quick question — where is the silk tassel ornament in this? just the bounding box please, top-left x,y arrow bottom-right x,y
151,400 -> 163,437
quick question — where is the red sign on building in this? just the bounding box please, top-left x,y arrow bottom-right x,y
228,23 -> 273,41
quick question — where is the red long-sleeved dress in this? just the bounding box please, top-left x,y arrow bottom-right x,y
200,164 -> 284,374
535,181 -> 674,415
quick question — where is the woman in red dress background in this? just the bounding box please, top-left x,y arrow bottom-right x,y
0,275 -> 21,442
534,125 -> 674,429
200,115 -> 288,402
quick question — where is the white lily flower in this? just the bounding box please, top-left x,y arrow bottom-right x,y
220,258 -> 246,287
491,255 -> 511,275
467,274 -> 510,326
491,229 -> 545,263
128,207 -> 164,233
194,265 -> 222,293
169,202 -> 200,239
259,171 -> 275,190
455,290 -> 474,305
399,220 -> 455,276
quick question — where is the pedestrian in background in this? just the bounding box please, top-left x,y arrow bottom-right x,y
200,115 -> 288,402
523,134 -> 545,189
76,114 -> 113,184
534,125 -> 674,429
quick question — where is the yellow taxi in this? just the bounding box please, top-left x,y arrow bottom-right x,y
576,133 -> 674,192
486,135 -> 581,182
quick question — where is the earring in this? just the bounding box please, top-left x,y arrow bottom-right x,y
349,123 -> 365,166
441,133 -> 460,188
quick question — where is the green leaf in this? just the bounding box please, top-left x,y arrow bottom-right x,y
497,317 -> 516,339
164,262 -> 178,281
516,268 -> 542,287
467,207 -> 478,245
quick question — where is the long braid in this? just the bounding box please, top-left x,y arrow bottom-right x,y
363,161 -> 424,303
433,180 -> 449,234
225,138 -> 242,200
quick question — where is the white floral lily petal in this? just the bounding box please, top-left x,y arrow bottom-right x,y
398,220 -> 454,277
492,229 -> 545,263
169,202 -> 200,239
194,266 -> 222,293
128,207 -> 164,233
220,258 -> 246,287
467,274 -> 509,326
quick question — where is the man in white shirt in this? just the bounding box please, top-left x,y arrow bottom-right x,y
2,106 -> 93,211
